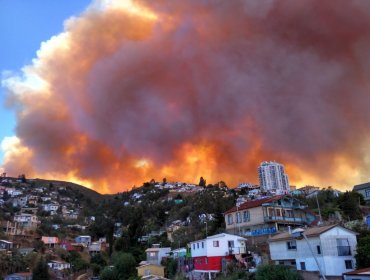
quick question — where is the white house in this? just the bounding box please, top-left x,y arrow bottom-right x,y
47,260 -> 71,270
14,214 -> 39,228
189,233 -> 247,275
42,203 -> 59,215
146,244 -> 171,265
269,224 -> 357,277
343,267 -> 370,280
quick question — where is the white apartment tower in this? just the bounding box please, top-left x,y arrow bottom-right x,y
258,161 -> 290,193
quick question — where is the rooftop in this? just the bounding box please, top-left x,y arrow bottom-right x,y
269,224 -> 356,242
343,267 -> 370,275
353,182 -> 370,191
224,195 -> 285,214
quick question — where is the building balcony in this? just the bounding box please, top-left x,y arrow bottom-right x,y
264,216 -> 307,224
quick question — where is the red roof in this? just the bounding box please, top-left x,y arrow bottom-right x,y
343,267 -> 370,275
14,272 -> 32,276
224,195 -> 285,214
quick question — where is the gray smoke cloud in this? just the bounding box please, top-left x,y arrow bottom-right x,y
2,0 -> 370,193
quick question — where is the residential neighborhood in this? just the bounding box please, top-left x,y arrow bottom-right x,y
0,167 -> 369,280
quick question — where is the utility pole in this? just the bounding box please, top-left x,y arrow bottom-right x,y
302,233 -> 327,280
315,192 -> 322,225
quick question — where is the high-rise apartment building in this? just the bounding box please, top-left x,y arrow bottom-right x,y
258,161 -> 289,193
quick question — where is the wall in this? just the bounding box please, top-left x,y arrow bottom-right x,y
137,265 -> 164,277
320,227 -> 357,276
225,207 -> 264,232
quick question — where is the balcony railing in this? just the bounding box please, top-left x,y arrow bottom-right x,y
264,216 -> 307,223
337,246 -> 351,256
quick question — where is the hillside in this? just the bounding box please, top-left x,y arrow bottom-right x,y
31,178 -> 105,203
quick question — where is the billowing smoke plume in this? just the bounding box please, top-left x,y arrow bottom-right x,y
2,0 -> 370,193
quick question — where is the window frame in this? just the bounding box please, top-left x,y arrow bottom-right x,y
317,245 -> 321,254
213,240 -> 219,247
227,214 -> 233,225
345,260 -> 353,269
243,210 -> 250,222
287,240 -> 297,250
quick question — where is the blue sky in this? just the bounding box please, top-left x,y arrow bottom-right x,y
0,0 -> 91,163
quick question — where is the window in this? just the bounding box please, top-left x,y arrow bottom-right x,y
227,214 -> 233,225
236,212 -> 242,223
213,241 -> 219,247
199,258 -> 202,264
202,242 -> 204,248
228,240 -> 234,248
337,239 -> 351,256
205,257 -> 208,264
193,244 -> 195,250
317,245 -> 321,254
243,210 -> 250,222
287,240 -> 297,250
197,243 -> 199,249
366,189 -> 370,197
276,209 -> 281,216
345,260 -> 353,269
300,262 -> 306,271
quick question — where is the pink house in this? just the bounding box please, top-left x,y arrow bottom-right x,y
41,236 -> 60,248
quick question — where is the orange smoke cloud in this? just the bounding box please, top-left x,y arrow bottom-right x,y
3,0 -> 370,193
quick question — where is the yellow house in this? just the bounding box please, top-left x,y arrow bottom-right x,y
137,263 -> 165,278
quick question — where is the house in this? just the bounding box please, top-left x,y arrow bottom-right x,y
189,233 -> 247,276
41,236 -> 60,248
137,244 -> 170,278
171,248 -> 187,259
4,272 -> 32,280
2,221 -> 27,236
10,197 -> 28,208
224,196 -> 316,243
353,182 -> 370,201
20,207 -> 38,215
166,220 -> 185,242
343,267 -> 370,280
146,244 -> 171,265
137,263 -> 165,278
14,214 -> 39,228
18,248 -> 35,256
268,224 -> 357,278
42,203 -> 59,213
75,235 -> 91,246
47,260 -> 71,270
88,240 -> 107,255
0,240 -> 13,251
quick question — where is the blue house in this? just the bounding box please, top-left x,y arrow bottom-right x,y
5,272 -> 32,280
75,235 -> 91,245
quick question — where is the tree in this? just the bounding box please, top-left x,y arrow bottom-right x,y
256,264 -> 303,280
199,177 -> 206,187
337,191 -> 363,220
162,258 -> 177,279
100,267 -> 118,280
355,235 -> 370,269
32,257 -> 50,280
113,252 -> 137,279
